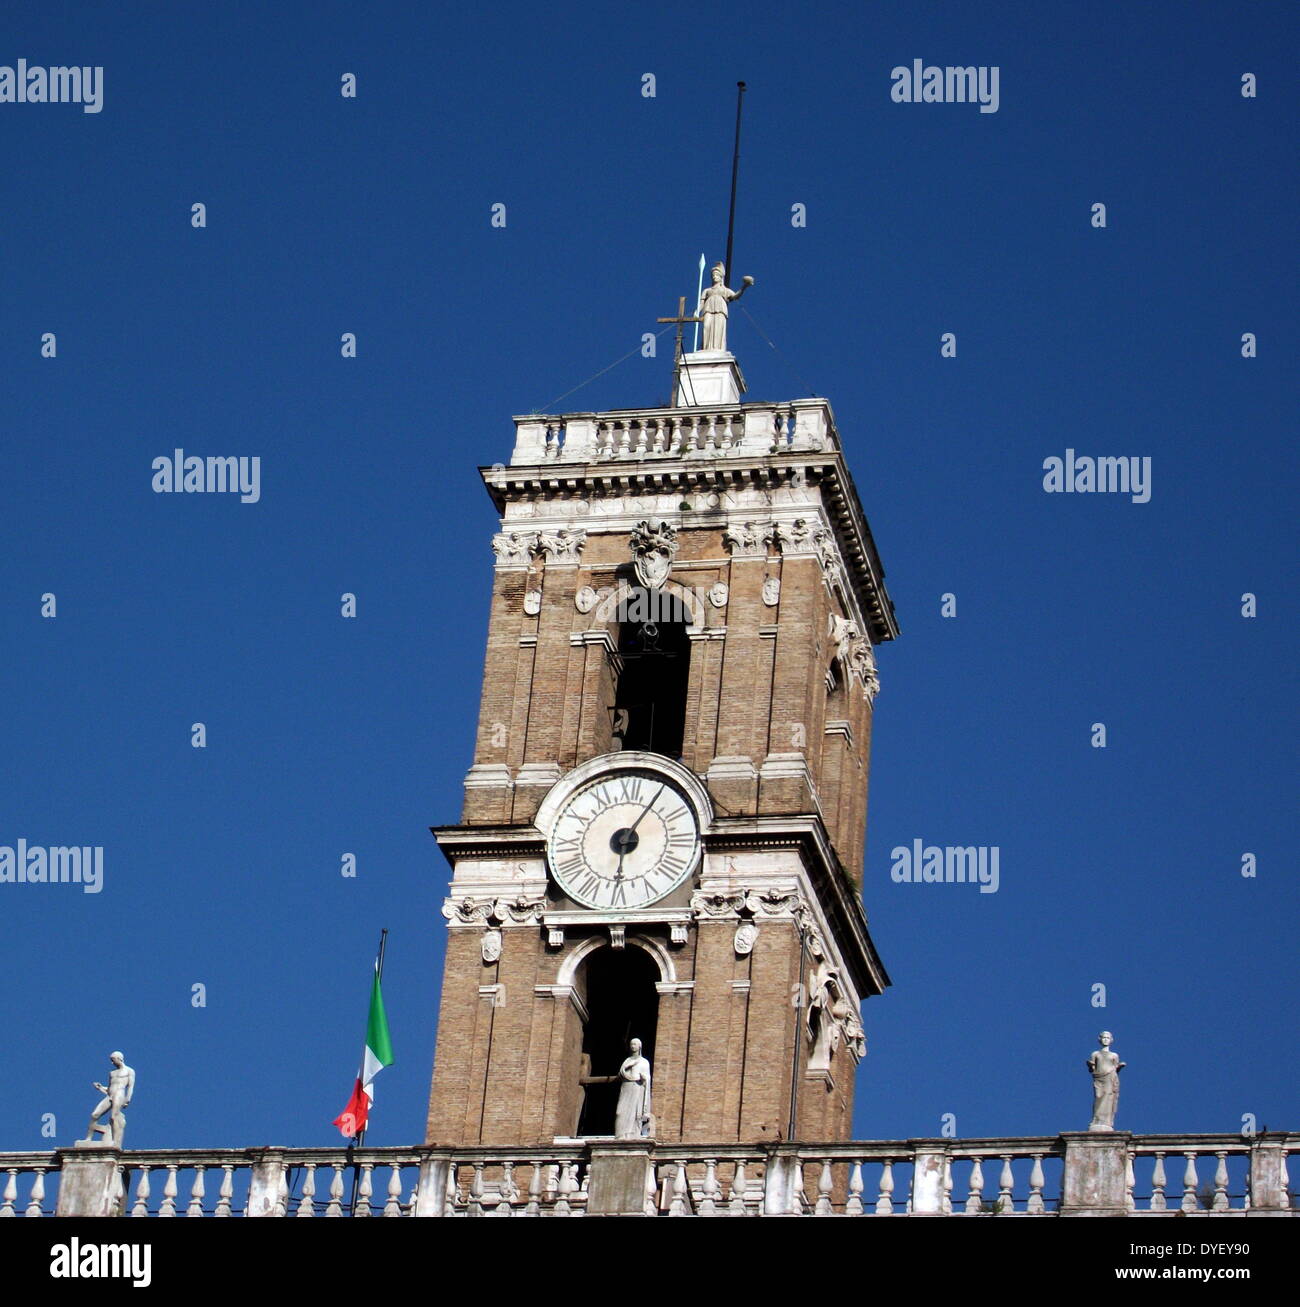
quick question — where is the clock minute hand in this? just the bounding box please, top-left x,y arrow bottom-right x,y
628,783 -> 667,836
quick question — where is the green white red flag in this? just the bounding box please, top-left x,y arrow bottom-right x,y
333,962 -> 394,1138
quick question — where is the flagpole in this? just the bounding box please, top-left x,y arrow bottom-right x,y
348,928 -> 388,1213
724,81 -> 746,285
355,928 -> 388,1151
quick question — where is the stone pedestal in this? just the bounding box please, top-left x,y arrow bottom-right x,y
1247,1133 -> 1294,1216
909,1143 -> 949,1214
1060,1130 -> 1132,1216
55,1144 -> 124,1216
587,1141 -> 655,1216
414,1151 -> 452,1216
676,351 -> 745,406
762,1147 -> 801,1214
245,1148 -> 288,1217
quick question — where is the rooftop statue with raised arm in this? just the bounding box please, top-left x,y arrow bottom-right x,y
697,262 -> 754,352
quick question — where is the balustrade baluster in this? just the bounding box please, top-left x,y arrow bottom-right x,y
1027,1154 -> 1046,1214
1,1168 -> 17,1217
325,1162 -> 345,1217
25,1168 -> 45,1217
553,1162 -> 576,1214
669,1164 -> 689,1216
845,1162 -> 864,1216
997,1156 -> 1014,1213
875,1159 -> 894,1215
213,1165 -> 233,1218
158,1165 -> 179,1218
1150,1152 -> 1167,1211
965,1157 -> 985,1213
814,1159 -> 834,1215
466,1162 -> 485,1217
942,1158 -> 954,1214
1181,1153 -> 1200,1212
131,1168 -> 151,1218
495,1161 -> 516,1216
698,1159 -> 720,1214
297,1164 -> 316,1217
1125,1151 -> 1136,1213
1213,1152 -> 1230,1211
385,1163 -> 404,1217
727,1161 -> 749,1215
525,1163 -> 542,1216
354,1162 -> 374,1217
186,1165 -> 206,1217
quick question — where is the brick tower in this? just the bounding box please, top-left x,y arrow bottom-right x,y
426,307 -> 897,1148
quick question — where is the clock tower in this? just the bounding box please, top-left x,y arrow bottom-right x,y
425,289 -> 897,1147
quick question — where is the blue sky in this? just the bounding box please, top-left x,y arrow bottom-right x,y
1,1 -> 1294,1151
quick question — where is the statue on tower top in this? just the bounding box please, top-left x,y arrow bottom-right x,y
697,262 -> 754,352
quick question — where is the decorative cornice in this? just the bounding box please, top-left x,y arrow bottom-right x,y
481,452 -> 898,644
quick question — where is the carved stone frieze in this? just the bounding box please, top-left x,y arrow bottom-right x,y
442,893 -> 547,926
535,527 -> 586,564
722,521 -> 765,558
766,518 -> 814,554
491,531 -> 537,568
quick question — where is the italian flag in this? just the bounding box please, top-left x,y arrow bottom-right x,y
333,964 -> 394,1138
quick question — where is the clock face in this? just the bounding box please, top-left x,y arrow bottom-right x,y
547,769 -> 700,910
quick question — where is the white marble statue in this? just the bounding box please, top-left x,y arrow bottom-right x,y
697,263 -> 754,352
1087,1031 -> 1125,1131
83,1051 -> 134,1146
613,1038 -> 652,1139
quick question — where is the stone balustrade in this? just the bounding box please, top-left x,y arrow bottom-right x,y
510,399 -> 839,466
2,1134 -> 1293,1217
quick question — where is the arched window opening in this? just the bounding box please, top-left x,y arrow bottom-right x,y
612,587 -> 691,758
574,945 -> 660,1137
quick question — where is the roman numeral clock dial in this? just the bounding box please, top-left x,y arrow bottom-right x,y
547,770 -> 701,910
